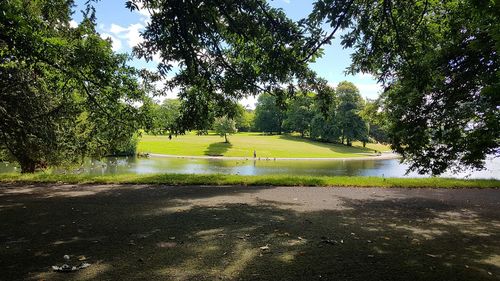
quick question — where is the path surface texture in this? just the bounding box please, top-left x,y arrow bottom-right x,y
0,184 -> 499,281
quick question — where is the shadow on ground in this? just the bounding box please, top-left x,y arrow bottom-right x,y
204,142 -> 233,156
0,184 -> 499,281
277,135 -> 376,154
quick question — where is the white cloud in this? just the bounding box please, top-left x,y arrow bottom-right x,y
108,23 -> 144,49
152,52 -> 162,63
328,81 -> 383,100
100,33 -> 122,52
355,83 -> 384,99
69,20 -> 78,28
130,2 -> 154,25
282,0 -> 291,3
354,72 -> 375,80
125,23 -> 144,48
149,80 -> 179,103
240,96 -> 258,109
110,23 -> 128,34
135,1 -> 152,17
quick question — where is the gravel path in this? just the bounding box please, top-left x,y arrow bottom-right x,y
0,184 -> 499,281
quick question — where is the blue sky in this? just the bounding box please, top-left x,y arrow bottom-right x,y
72,0 -> 382,107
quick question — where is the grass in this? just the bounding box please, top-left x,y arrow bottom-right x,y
137,132 -> 391,158
1,173 -> 498,188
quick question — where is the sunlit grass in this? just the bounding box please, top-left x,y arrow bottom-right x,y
137,132 -> 391,158
1,173 -> 498,189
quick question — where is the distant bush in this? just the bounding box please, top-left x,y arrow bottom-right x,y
108,133 -> 140,156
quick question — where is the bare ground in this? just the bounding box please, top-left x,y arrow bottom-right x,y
0,184 -> 499,281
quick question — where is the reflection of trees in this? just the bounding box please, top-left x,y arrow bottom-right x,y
343,160 -> 378,176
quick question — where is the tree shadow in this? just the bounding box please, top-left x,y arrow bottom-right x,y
0,184 -> 499,280
204,142 -> 233,156
278,135 -> 376,154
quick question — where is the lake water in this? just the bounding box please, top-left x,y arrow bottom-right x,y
1,156 -> 499,179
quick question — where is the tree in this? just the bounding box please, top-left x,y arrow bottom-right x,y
310,113 -> 342,143
360,98 -> 390,144
336,82 -> 368,146
234,104 -> 255,132
176,86 -> 242,134
284,94 -> 314,137
0,0 -> 147,172
214,117 -> 237,143
312,0 -> 499,174
253,93 -> 284,134
309,84 -> 340,142
145,99 -> 181,136
126,0 -> 323,130
122,0 -> 497,174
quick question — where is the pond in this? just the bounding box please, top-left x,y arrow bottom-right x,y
1,155 -> 499,179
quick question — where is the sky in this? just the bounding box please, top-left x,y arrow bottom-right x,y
72,0 -> 382,108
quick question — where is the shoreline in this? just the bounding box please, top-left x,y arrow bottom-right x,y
146,152 -> 401,161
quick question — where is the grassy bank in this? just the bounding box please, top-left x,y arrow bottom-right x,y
137,132 -> 391,158
0,173 -> 498,189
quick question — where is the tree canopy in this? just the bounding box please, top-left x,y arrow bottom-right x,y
0,0 -> 147,172
254,93 -> 284,134
126,0 -> 329,129
311,0 -> 499,174
2,0 -> 497,174
129,0 -> 498,174
214,116 -> 237,143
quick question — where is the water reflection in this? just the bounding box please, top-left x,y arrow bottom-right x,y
0,156 -> 498,179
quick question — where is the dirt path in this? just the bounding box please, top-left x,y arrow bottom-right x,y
0,184 -> 499,281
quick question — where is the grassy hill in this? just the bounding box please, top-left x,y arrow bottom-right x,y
137,132 -> 391,158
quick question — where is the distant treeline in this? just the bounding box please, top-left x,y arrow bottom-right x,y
146,81 -> 389,147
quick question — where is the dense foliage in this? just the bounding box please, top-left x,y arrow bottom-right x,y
311,0 -> 499,174
126,0 -> 329,131
132,0 -> 498,174
253,93 -> 285,134
2,0 -> 497,175
253,82 -> 379,146
234,105 -> 255,132
213,116 -> 237,143
0,0 -> 147,172
145,81 -> 381,147
144,99 -> 181,136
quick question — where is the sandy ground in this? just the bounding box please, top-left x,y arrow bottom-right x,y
0,184 -> 499,281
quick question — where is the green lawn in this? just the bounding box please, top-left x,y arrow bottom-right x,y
1,173 -> 498,189
137,132 -> 391,158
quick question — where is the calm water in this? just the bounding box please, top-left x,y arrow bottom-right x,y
1,156 -> 499,179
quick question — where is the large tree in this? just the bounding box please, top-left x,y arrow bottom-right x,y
234,104 -> 255,132
284,93 -> 314,137
254,93 -> 285,134
336,82 -> 368,146
126,0 -> 325,130
0,0 -> 147,172
125,0 -> 497,174
213,116 -> 237,143
360,98 -> 390,144
145,98 -> 181,136
311,0 -> 499,174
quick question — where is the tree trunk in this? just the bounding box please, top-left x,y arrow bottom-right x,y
224,134 -> 228,143
19,159 -> 36,173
